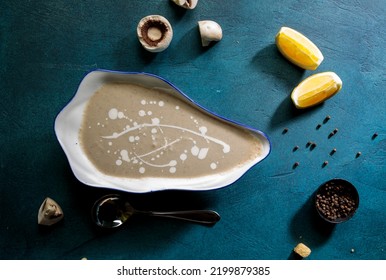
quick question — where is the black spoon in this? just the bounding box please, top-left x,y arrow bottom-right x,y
91,194 -> 221,228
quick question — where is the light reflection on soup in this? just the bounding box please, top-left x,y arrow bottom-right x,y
79,83 -> 263,178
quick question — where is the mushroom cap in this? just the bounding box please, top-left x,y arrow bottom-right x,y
171,0 -> 198,9
198,20 -> 223,47
137,15 -> 173,53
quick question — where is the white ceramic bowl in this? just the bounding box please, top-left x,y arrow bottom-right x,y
55,70 -> 271,193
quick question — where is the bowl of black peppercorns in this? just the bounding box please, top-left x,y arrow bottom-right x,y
315,179 -> 359,223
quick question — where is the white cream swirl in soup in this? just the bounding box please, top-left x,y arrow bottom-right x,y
79,83 -> 263,178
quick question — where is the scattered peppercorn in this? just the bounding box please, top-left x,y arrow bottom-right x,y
323,115 -> 331,123
328,128 -> 338,138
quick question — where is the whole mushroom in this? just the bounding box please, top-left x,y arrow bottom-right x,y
137,15 -> 173,52
198,20 -> 223,47
171,0 -> 198,9
38,197 -> 64,226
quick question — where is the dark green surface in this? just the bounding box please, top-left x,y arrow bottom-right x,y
1,0 -> 385,260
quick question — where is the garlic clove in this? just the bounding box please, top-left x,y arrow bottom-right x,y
171,0 -> 198,10
137,15 -> 173,53
198,20 -> 223,47
38,197 -> 64,226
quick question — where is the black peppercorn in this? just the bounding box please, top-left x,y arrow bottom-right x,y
328,128 -> 338,138
315,179 -> 359,223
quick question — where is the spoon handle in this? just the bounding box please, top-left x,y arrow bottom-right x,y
138,210 -> 221,225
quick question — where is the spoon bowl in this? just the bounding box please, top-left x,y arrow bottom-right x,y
91,194 -> 221,228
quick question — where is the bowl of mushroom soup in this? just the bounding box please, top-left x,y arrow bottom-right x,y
55,70 -> 271,193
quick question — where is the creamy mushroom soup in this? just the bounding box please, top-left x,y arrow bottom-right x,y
79,83 -> 263,178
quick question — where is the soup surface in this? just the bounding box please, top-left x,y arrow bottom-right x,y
80,83 -> 263,178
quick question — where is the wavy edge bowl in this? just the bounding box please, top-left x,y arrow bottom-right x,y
54,69 -> 271,193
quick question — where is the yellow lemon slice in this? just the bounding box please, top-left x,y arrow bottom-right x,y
291,72 -> 342,109
276,27 -> 324,70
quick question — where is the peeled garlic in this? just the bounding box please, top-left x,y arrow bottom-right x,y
38,197 -> 64,226
198,20 -> 223,47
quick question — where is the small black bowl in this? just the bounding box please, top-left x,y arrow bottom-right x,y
315,179 -> 359,224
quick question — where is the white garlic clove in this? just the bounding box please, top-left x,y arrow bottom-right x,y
137,15 -> 173,53
171,0 -> 198,10
38,197 -> 64,226
198,20 -> 223,47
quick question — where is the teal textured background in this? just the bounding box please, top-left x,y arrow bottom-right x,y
1,0 -> 385,259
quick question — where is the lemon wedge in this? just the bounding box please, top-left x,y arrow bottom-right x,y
291,72 -> 342,109
276,27 -> 324,70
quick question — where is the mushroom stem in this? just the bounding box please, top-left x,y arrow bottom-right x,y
38,197 -> 64,226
